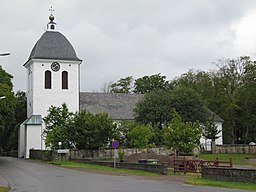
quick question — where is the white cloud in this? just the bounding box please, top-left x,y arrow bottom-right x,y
1,0 -> 256,92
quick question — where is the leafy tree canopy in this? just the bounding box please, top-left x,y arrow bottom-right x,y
69,110 -> 115,150
134,73 -> 172,94
163,109 -> 202,155
109,76 -> 133,93
127,123 -> 154,150
0,67 -> 16,151
134,87 -> 209,128
203,117 -> 221,141
43,103 -> 74,149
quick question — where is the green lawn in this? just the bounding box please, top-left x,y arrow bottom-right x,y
199,153 -> 256,166
0,187 -> 10,192
50,161 -> 159,176
186,176 -> 256,191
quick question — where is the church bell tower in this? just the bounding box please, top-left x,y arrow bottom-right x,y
19,8 -> 82,158
24,9 -> 82,117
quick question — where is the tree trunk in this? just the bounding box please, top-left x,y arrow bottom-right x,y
211,140 -> 215,154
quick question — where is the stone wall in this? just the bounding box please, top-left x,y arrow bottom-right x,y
29,148 -> 172,162
29,149 -> 69,161
69,148 -> 172,160
71,158 -> 168,175
215,145 -> 256,154
202,167 -> 256,183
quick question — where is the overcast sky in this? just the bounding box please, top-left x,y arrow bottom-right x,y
1,0 -> 256,92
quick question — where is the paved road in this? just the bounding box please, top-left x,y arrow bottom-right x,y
0,157 -> 253,192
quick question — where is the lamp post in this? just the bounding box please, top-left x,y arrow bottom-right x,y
0,52 -> 10,57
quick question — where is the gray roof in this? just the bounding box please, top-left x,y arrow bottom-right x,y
79,92 -> 144,120
79,92 -> 224,123
23,115 -> 42,125
27,31 -> 81,62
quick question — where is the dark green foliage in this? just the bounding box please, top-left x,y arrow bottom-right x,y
171,56 -> 256,144
127,123 -> 154,150
134,89 -> 173,127
0,67 -> 16,151
134,87 -> 209,128
163,109 -> 202,155
43,103 -> 74,149
203,118 -> 221,141
0,67 -> 13,90
109,76 -> 133,93
69,110 -> 115,150
134,73 -> 172,94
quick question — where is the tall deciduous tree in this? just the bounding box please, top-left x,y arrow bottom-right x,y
43,103 -> 74,149
163,109 -> 202,155
7,91 -> 27,150
69,110 -> 115,150
134,87 -> 209,146
237,60 -> 256,143
127,123 -> 154,151
134,73 -> 172,94
0,67 -> 16,151
134,87 -> 209,127
109,76 -> 133,93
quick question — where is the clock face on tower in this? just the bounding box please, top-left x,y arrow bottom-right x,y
51,62 -> 60,72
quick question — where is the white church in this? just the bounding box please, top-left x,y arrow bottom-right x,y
18,13 -> 223,158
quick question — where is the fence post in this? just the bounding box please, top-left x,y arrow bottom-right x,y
215,157 -> 219,167
173,156 -> 176,174
184,157 -> 187,175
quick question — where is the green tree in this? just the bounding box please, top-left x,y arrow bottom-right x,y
163,109 -> 202,155
237,60 -> 256,143
109,76 -> 133,93
14,91 -> 27,124
203,117 -> 221,152
134,87 -> 209,128
43,103 -> 74,149
6,91 -> 27,150
134,89 -> 173,128
0,67 -> 16,152
127,123 -> 154,151
171,70 -> 214,108
134,73 -> 172,94
69,110 -> 115,150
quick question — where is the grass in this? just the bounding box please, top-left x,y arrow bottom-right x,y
199,153 -> 256,166
50,161 -> 160,176
0,187 -> 10,192
186,176 -> 256,191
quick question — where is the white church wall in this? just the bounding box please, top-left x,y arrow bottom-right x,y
18,123 -> 25,158
26,61 -> 34,117
25,124 -> 44,158
32,59 -> 80,117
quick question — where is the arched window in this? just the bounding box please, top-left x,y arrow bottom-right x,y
51,25 -> 55,30
45,70 -> 51,89
62,71 -> 68,89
